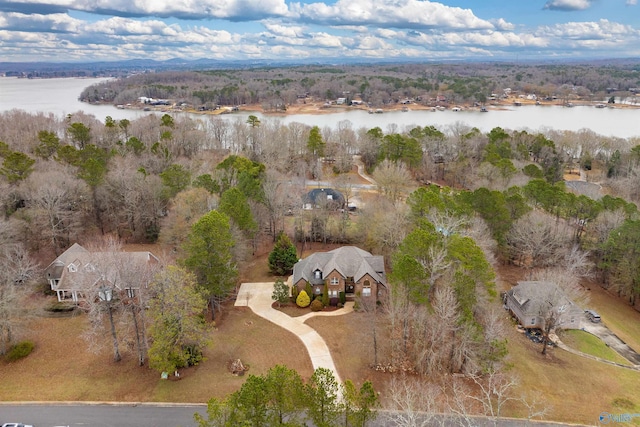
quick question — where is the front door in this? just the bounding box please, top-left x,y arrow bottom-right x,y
345,276 -> 355,295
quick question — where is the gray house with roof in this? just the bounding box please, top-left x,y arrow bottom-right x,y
292,246 -> 386,303
44,243 -> 159,303
504,281 -> 582,330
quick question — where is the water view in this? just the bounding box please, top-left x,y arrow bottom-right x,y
1,76 -> 639,139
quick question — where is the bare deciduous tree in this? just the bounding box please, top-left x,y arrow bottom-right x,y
0,243 -> 39,355
372,160 -> 415,204
387,375 -> 445,427
80,237 -> 161,364
24,169 -> 89,254
507,210 -> 572,273
526,267 -> 589,354
357,196 -> 410,257
466,369 -> 520,423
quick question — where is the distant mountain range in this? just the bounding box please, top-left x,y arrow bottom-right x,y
0,57 -> 405,77
1,57 -> 638,78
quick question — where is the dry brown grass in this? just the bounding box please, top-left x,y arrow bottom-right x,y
0,303 -> 312,403
306,312 -> 392,395
506,325 -> 640,425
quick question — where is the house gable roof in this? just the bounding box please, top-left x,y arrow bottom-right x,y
45,243 -> 90,278
293,246 -> 386,286
507,281 -> 576,317
302,188 -> 345,207
47,244 -> 159,295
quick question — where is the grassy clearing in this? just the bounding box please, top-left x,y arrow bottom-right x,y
559,329 -> 631,365
506,325 -> 640,425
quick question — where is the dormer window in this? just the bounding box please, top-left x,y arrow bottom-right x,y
68,263 -> 77,273
314,270 -> 322,280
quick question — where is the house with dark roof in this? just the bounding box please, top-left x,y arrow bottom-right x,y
302,188 -> 345,210
44,243 -> 159,303
504,281 -> 582,330
292,246 -> 386,303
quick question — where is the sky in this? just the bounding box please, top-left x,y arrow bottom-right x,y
0,0 -> 639,63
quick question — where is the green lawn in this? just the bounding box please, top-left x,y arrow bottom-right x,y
559,329 -> 631,365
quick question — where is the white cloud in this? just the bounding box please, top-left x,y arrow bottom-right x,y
90,17 -> 165,35
355,35 -> 394,50
331,25 -> 368,33
308,32 -> 343,48
491,18 -> 515,31
263,22 -> 305,38
270,45 -> 310,57
627,0 -> 637,5
535,19 -> 636,40
1,2 -> 639,62
375,28 -> 400,39
0,11 -> 81,32
290,0 -> 494,30
543,0 -> 593,11
0,0 -> 289,20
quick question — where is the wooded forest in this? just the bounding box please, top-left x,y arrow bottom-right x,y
80,61 -> 640,108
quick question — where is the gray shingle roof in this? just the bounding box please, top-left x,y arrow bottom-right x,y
293,246 -> 386,286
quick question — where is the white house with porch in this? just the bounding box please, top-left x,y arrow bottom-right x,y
44,243 -> 159,303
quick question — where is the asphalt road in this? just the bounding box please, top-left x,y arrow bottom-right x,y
0,404 -> 593,427
0,403 -> 206,427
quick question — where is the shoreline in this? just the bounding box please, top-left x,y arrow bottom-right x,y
105,97 -> 640,118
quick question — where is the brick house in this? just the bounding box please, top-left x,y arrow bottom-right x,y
292,246 -> 386,303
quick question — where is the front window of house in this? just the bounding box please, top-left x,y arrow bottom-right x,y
530,318 -> 536,325
363,280 -> 371,297
314,270 -> 322,279
330,277 -> 339,286
330,290 -> 338,297
315,287 -> 321,294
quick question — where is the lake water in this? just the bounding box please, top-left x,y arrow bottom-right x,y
1,76 -> 639,139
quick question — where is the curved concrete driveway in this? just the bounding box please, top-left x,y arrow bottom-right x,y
235,282 -> 353,384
